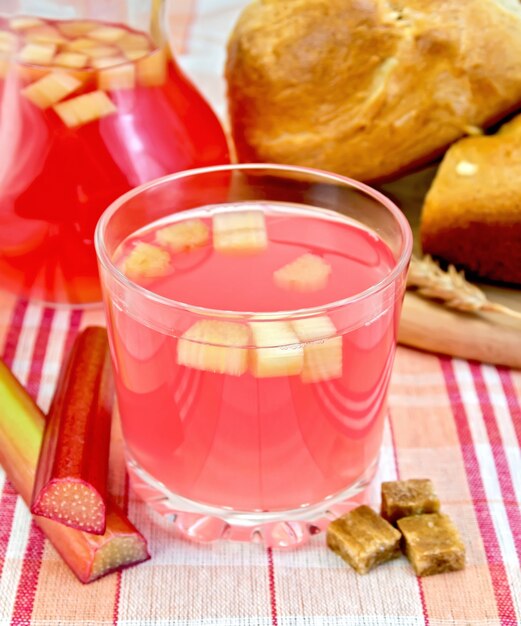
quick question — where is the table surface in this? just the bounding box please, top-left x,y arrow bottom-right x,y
2,2 -> 521,625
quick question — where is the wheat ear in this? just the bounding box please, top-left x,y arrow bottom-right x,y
407,255 -> 521,320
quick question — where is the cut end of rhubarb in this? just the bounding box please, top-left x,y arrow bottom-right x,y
32,479 -> 106,534
249,321 -> 303,378
90,533 -> 150,583
156,219 -> 210,252
213,210 -> 268,255
291,316 -> 343,383
178,320 -> 250,376
274,253 -> 331,292
121,242 -> 172,281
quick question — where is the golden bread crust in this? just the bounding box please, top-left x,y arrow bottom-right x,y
226,0 -> 521,182
421,113 -> 521,284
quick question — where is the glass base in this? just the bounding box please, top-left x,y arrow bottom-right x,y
127,456 -> 378,548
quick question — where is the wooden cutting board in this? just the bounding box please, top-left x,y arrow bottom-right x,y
380,166 -> 521,369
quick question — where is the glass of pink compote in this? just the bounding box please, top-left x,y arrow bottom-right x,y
95,164 -> 412,547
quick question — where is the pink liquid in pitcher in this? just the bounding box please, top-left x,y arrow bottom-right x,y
0,16 -> 229,303
107,203 -> 399,512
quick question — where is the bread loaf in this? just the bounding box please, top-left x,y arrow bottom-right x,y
421,113 -> 521,285
226,0 -> 521,183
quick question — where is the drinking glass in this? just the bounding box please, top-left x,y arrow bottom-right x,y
0,0 -> 229,305
95,164 -> 413,547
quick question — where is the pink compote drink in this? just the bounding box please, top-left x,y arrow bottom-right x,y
105,200 -> 402,544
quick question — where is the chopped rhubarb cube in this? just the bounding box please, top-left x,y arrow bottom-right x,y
213,209 -> 267,254
56,20 -> 97,38
155,219 -> 210,252
19,42 -> 57,66
0,30 -> 18,52
22,72 -> 82,109
249,321 -> 303,378
89,26 -> 125,43
98,62 -> 135,90
65,37 -> 99,52
31,328 -> 113,534
121,242 -> 172,280
124,49 -> 149,62
291,316 -> 342,382
53,52 -> 89,69
177,321 -> 250,376
87,45 -> 119,59
136,47 -> 167,87
9,17 -> 45,31
0,40 -> 15,55
0,358 -> 150,583
16,64 -> 49,85
118,32 -> 151,51
53,90 -> 117,128
25,25 -> 67,46
91,56 -> 126,69
274,253 -> 331,292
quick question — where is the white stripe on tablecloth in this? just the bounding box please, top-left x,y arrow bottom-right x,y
453,361 -> 521,575
481,365 -> 521,507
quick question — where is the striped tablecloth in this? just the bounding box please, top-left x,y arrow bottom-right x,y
1,2 -> 521,624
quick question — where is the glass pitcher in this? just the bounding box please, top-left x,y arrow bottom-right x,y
0,0 -> 230,305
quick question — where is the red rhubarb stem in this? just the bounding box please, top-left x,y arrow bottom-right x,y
31,327 -> 113,534
0,356 -> 150,584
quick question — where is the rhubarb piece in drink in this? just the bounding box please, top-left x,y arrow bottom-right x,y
65,37 -> 99,52
118,32 -> 150,52
327,505 -> 402,574
136,47 -> 167,87
98,62 -> 135,90
0,31 -> 17,53
274,253 -> 331,292
56,20 -> 97,38
249,321 -> 303,378
87,45 -> 120,59
291,316 -> 342,383
18,42 -> 57,65
9,17 -> 45,31
53,52 -> 89,69
178,320 -> 250,376
213,209 -> 267,254
92,56 -> 126,70
121,241 -> 172,280
31,327 -> 114,534
89,26 -> 125,43
124,49 -> 149,62
155,219 -> 210,252
25,25 -> 67,46
53,90 -> 117,127
0,358 -> 149,583
22,72 -> 82,109
381,479 -> 440,525
397,513 -> 466,576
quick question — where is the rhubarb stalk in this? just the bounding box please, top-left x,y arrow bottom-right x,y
31,326 -> 112,534
0,356 -> 149,583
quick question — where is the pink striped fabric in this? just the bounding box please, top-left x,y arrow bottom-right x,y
1,1 -> 521,624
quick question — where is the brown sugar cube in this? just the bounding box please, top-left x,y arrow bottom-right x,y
397,513 -> 466,577
327,505 -> 401,575
381,479 -> 440,524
